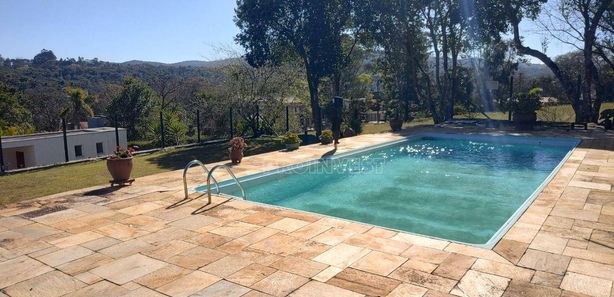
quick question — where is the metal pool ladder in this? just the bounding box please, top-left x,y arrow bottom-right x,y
183,160 -> 220,199
206,164 -> 246,205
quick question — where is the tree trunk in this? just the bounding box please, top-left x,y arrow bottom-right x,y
307,77 -> 322,137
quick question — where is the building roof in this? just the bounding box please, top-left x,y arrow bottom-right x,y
2,127 -> 125,143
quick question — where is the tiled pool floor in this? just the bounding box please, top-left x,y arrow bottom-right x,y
0,125 -> 613,297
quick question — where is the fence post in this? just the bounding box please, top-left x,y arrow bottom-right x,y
114,114 -> 119,148
286,106 -> 290,132
229,107 -> 234,138
255,105 -> 260,137
62,118 -> 69,162
508,75 -> 514,122
196,109 -> 201,143
160,111 -> 165,149
0,133 -> 4,174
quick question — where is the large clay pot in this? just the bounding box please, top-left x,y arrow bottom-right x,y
229,148 -> 244,164
389,119 -> 403,132
513,112 -> 537,131
106,157 -> 133,181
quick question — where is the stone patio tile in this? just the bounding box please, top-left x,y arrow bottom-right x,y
312,228 -> 356,245
123,286 -> 167,297
312,266 -> 343,282
90,254 -> 167,284
531,271 -> 563,287
0,216 -> 32,229
568,180 -> 611,191
271,255 -> 328,277
567,258 -> 614,281
472,259 -> 534,282
591,229 -> 614,249
493,239 -> 529,264
387,283 -> 428,297
137,227 -> 197,245
501,280 -> 561,297
291,240 -> 331,259
13,223 -> 61,240
432,253 -> 476,280
518,249 -> 571,275
79,236 -> 120,251
403,259 -> 439,273
216,238 -> 251,254
560,272 -> 613,297
243,290 -> 274,297
168,214 -> 220,231
389,265 -> 456,293
226,263 -> 277,287
392,232 -> 450,250
249,233 -> 307,256
200,254 -> 254,277
344,233 -> 411,255
350,250 -> 407,276
166,246 -> 227,269
529,231 -> 569,254
543,216 -> 575,229
74,271 -> 102,284
190,280 -> 250,297
36,245 -> 93,267
327,267 -> 401,296
0,230 -> 51,254
446,243 -> 512,264
135,264 -> 190,289
456,270 -> 509,297
141,240 -> 195,261
156,270 -> 220,297
238,227 -> 280,244
315,217 -> 371,233
550,207 -> 600,222
503,225 -> 540,244
117,201 -> 164,216
209,221 -> 261,238
364,226 -> 398,239
99,238 -> 155,259
186,231 -> 233,248
56,252 -> 114,275
563,246 -> 614,265
0,255 -> 54,288
3,270 -> 85,297
252,270 -> 309,297
289,280 -> 364,297
96,223 -> 148,240
402,245 -> 450,264
313,243 -> 370,268
240,211 -> 284,226
267,217 -> 310,233
62,280 -> 130,297
120,215 -> 168,232
290,223 -> 331,240
33,209 -> 87,225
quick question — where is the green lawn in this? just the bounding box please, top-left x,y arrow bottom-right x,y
0,137 -> 284,204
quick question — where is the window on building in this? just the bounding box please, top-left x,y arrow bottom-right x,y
74,145 -> 83,157
96,142 -> 104,154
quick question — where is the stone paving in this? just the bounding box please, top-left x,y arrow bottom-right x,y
1,125 -> 614,297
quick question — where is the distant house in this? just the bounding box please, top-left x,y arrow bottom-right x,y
540,97 -> 559,105
1,127 -> 127,171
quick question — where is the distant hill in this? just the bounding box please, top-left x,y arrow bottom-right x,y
122,58 -> 240,68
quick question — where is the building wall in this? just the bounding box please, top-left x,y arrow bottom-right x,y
1,129 -> 127,170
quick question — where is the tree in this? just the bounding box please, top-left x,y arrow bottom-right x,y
62,87 -> 94,129
235,0 -> 354,136
107,78 -> 156,140
0,83 -> 32,135
32,49 -> 57,67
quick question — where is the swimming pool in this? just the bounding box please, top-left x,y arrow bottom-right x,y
196,133 -> 579,247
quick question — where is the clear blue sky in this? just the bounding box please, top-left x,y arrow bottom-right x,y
0,0 -> 575,64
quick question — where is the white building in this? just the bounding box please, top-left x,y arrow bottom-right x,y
1,127 -> 127,171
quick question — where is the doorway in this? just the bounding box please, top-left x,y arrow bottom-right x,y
16,151 -> 25,168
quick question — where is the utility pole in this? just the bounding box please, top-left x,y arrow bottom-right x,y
62,118 -> 69,162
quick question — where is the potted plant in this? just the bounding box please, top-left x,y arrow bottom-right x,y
386,100 -> 403,132
229,137 -> 248,164
320,129 -> 333,145
282,132 -> 301,151
107,146 -> 135,182
600,109 -> 614,130
511,88 -> 542,131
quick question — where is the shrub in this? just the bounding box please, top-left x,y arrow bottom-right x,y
229,137 -> 248,150
503,88 -> 542,114
110,146 -> 135,159
320,129 -> 333,144
282,132 -> 301,144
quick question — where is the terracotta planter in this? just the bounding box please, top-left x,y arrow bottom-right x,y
513,112 -> 537,131
285,142 -> 300,151
389,119 -> 403,132
106,157 -> 133,181
229,148 -> 244,164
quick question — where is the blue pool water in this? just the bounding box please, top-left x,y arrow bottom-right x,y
196,134 -> 577,246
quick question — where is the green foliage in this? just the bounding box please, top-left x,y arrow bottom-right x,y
282,132 -> 301,144
63,87 -> 95,129
0,83 -> 32,135
107,78 -> 157,140
32,49 -> 57,67
153,110 -> 188,147
320,129 -> 333,144
507,88 -> 542,113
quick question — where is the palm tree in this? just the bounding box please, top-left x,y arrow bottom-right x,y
62,87 -> 94,130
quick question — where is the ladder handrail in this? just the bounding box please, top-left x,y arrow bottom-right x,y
207,164 -> 246,204
183,160 -> 220,199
